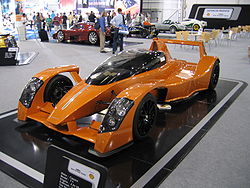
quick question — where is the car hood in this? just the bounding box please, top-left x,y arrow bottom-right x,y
47,81 -> 115,125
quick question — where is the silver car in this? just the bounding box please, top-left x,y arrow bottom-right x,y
151,20 -> 186,34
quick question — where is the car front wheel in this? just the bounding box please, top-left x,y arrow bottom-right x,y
57,31 -> 65,42
44,75 -> 73,106
193,24 -> 200,31
133,94 -> 157,140
170,26 -> 177,34
88,31 -> 99,45
141,29 -> 149,38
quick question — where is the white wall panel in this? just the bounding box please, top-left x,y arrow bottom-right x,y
143,0 -> 182,22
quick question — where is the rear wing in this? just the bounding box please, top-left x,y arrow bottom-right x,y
149,38 -> 207,59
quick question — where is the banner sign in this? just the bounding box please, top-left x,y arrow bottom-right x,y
203,8 -> 233,19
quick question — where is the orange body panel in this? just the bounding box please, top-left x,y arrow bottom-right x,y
17,39 -> 219,155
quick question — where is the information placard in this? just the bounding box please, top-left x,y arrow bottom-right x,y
203,8 -> 233,19
44,145 -> 107,188
0,47 -> 19,66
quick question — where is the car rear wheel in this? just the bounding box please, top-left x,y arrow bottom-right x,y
44,75 -> 73,106
133,94 -> 157,140
208,61 -> 220,90
57,31 -> 65,42
193,24 -> 200,31
88,31 -> 99,45
170,26 -> 177,34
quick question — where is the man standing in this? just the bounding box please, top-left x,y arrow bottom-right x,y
62,13 -> 67,29
110,8 -> 124,54
99,11 -> 107,53
68,12 -> 74,27
16,13 -> 27,41
45,14 -> 53,32
126,11 -> 132,25
35,12 -> 42,31
88,11 -> 96,22
53,13 -> 61,31
51,11 -> 55,19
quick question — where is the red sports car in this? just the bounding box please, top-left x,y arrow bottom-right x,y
53,22 -> 111,45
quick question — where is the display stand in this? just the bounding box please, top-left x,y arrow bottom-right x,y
0,79 -> 247,188
0,47 -> 37,66
0,47 -> 19,65
44,145 -> 107,188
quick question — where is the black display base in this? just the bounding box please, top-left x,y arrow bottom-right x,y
0,47 -> 37,66
0,47 -> 19,66
0,79 -> 247,188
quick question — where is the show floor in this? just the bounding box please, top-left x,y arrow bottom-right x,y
0,36 -> 250,188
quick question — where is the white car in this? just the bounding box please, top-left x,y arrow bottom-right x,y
180,19 -> 207,31
151,20 -> 186,34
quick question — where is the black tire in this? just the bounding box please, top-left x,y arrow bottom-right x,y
193,24 -> 200,31
208,61 -> 220,90
133,94 -> 157,140
44,75 -> 73,106
170,26 -> 177,34
57,30 -> 65,42
141,29 -> 149,38
88,31 -> 99,45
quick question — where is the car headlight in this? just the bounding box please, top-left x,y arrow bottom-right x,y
19,77 -> 44,108
100,98 -> 134,133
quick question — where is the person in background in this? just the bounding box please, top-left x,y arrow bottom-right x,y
126,11 -> 132,26
88,11 -> 96,22
51,11 -> 55,19
83,12 -> 89,22
10,12 -> 16,29
99,11 -> 107,53
78,14 -> 83,22
32,12 -> 36,29
35,12 -> 42,31
107,11 -> 111,26
72,14 -> 77,25
59,13 -> 63,29
53,13 -> 61,31
16,13 -> 27,40
68,12 -> 74,27
40,13 -> 45,29
110,8 -> 124,54
45,14 -> 53,32
27,13 -> 33,29
62,13 -> 67,29
111,11 -> 116,19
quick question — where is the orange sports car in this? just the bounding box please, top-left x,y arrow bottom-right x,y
18,39 -> 220,157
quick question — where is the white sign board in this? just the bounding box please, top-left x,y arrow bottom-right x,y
203,8 -> 233,19
67,158 -> 101,188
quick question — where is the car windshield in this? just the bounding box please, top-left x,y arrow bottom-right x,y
70,24 -> 84,29
163,20 -> 171,24
86,49 -> 166,85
